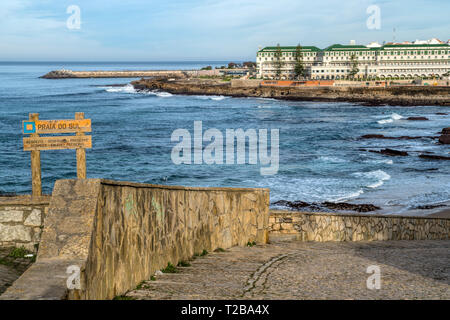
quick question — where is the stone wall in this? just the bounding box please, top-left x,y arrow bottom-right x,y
1,179 -> 269,300
0,196 -> 50,251
269,210 -> 450,241
231,79 -> 262,87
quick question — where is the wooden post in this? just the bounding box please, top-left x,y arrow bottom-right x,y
75,112 -> 87,179
30,113 -> 42,197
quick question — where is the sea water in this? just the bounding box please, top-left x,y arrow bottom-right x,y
0,62 -> 449,215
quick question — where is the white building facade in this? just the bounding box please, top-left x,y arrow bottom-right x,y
256,43 -> 450,80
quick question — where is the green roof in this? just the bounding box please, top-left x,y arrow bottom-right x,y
258,43 -> 449,53
259,46 -> 321,52
324,44 -> 369,51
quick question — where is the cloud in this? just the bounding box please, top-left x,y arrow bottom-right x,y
0,0 -> 449,60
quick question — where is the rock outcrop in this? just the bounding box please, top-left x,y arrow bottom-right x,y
131,79 -> 450,106
272,200 -> 381,213
406,116 -> 429,121
369,148 -> 409,156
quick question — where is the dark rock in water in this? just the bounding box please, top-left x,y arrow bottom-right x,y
406,116 -> 429,121
419,154 -> 450,160
436,112 -> 448,115
322,202 -> 381,212
438,134 -> 450,144
272,200 -> 320,211
441,127 -> 450,134
360,134 -> 435,140
361,134 -> 387,139
272,200 -> 380,213
414,204 -> 446,210
370,148 -> 408,156
403,167 -> 438,172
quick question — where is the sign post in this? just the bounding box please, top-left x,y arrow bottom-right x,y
29,113 -> 42,198
75,112 -> 86,179
23,113 -> 92,198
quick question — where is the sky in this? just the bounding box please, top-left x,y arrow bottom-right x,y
0,0 -> 449,61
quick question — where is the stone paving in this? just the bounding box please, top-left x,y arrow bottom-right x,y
126,239 -> 450,300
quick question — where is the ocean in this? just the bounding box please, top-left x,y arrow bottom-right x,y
0,62 -> 449,216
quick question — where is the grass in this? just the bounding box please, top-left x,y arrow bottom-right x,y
9,247 -> 33,259
200,249 -> 208,256
113,296 -> 135,300
214,248 -> 226,253
177,261 -> 191,267
0,257 -> 13,267
135,281 -> 146,290
161,262 -> 178,274
150,276 -> 156,281
247,241 -> 257,247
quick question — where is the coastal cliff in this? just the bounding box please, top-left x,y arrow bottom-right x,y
131,79 -> 450,106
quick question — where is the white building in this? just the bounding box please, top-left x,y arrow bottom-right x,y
256,41 -> 450,80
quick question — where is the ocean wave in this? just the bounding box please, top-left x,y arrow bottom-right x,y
319,156 -> 347,163
152,91 -> 173,97
195,95 -> 227,101
331,189 -> 365,202
377,113 -> 403,124
365,159 -> 394,165
353,170 -> 391,189
103,84 -> 136,93
103,84 -> 172,97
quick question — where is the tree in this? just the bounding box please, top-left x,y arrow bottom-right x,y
274,44 -> 284,79
243,61 -> 256,69
294,43 -> 305,79
349,53 -> 360,79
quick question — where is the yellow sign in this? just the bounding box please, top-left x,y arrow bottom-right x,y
23,136 -> 92,151
22,119 -> 91,134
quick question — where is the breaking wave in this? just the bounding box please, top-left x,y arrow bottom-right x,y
353,170 -> 391,189
103,84 -> 172,97
377,113 -> 403,124
195,95 -> 227,101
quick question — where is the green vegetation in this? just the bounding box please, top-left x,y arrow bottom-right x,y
113,295 -> 135,300
274,43 -> 284,79
247,241 -> 257,247
161,262 -> 178,273
214,248 -> 226,253
0,257 -> 12,266
294,43 -> 306,79
9,247 -> 33,259
200,249 -> 208,256
177,260 -> 191,267
135,281 -> 146,290
349,53 -> 360,79
150,276 -> 156,281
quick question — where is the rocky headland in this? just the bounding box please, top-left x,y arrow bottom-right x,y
131,78 -> 450,106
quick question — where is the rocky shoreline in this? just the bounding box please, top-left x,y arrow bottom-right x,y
131,78 -> 450,106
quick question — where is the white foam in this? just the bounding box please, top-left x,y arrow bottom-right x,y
319,156 -> 347,163
377,113 -> 403,124
366,159 -> 394,165
104,84 -> 136,93
353,170 -> 391,189
155,92 -> 172,97
104,85 -> 172,97
196,95 -> 227,101
332,189 -> 365,202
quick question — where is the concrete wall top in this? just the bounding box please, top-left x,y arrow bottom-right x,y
100,179 -> 270,193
